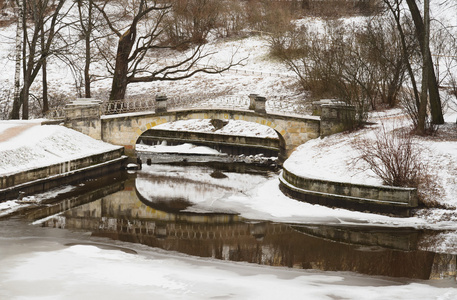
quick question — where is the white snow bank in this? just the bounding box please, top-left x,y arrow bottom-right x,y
284,130 -> 383,186
153,119 -> 278,138
0,123 -> 121,175
136,142 -> 224,155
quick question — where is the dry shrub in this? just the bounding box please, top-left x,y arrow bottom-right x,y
163,0 -> 222,46
214,0 -> 246,38
302,0 -> 381,18
352,124 -> 444,207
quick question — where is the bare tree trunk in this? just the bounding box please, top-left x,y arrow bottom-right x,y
78,0 -> 93,98
405,0 -> 444,124
417,0 -> 429,134
41,26 -> 49,115
109,29 -> 136,100
21,0 -> 29,120
84,25 -> 91,98
10,0 -> 23,119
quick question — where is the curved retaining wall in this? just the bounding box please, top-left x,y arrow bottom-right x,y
279,167 -> 418,217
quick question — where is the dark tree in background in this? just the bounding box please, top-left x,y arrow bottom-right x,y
10,0 -> 69,119
93,0 -> 244,101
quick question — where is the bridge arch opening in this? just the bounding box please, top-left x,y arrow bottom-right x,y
134,118 -> 287,161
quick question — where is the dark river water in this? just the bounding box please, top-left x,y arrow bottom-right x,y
1,162 -> 456,282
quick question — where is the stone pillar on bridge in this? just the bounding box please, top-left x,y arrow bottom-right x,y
313,99 -> 356,136
248,94 -> 258,110
155,95 -> 168,113
254,96 -> 267,114
64,98 -> 102,140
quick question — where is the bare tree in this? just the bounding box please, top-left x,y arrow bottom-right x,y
405,0 -> 444,125
77,0 -> 94,98
383,0 -> 420,119
93,0 -> 245,101
382,0 -> 444,130
10,0 -> 71,119
416,0 -> 429,134
12,0 -> 23,116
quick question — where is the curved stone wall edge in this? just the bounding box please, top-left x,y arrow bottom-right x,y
279,167 -> 418,215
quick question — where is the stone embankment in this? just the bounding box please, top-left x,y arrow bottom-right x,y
279,167 -> 418,217
0,121 -> 127,201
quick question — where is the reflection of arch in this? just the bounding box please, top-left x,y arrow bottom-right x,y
136,187 -> 192,214
101,109 -> 320,158
135,188 -> 242,226
134,171 -> 239,215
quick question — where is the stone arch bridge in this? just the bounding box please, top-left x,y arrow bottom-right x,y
63,96 -> 354,159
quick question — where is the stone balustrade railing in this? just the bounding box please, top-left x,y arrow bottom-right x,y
48,94 -> 313,118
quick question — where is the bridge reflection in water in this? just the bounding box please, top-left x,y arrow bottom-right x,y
32,173 -> 455,281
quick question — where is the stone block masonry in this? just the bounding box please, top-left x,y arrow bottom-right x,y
279,167 -> 418,216
0,148 -> 126,201
64,98 -> 103,140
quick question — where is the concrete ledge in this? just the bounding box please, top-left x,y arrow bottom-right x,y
279,168 -> 418,217
0,148 -> 127,201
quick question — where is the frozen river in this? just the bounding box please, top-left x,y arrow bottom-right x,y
0,163 -> 456,299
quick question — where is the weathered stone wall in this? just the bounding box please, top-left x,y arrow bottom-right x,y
101,109 -> 321,158
279,167 -> 418,216
0,148 -> 125,200
64,99 -> 102,140
312,99 -> 356,137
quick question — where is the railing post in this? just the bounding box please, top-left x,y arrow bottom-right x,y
249,93 -> 258,110
155,95 -> 168,113
316,99 -> 356,136
254,96 -> 267,114
64,98 -> 102,140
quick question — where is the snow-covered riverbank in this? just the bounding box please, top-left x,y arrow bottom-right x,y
1,115 -> 457,230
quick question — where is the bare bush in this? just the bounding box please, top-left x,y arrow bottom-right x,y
301,0 -> 382,18
26,85 -> 72,118
163,0 -> 222,45
271,15 -> 409,127
214,0 -> 246,38
272,20 -> 372,126
352,124 -> 443,207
